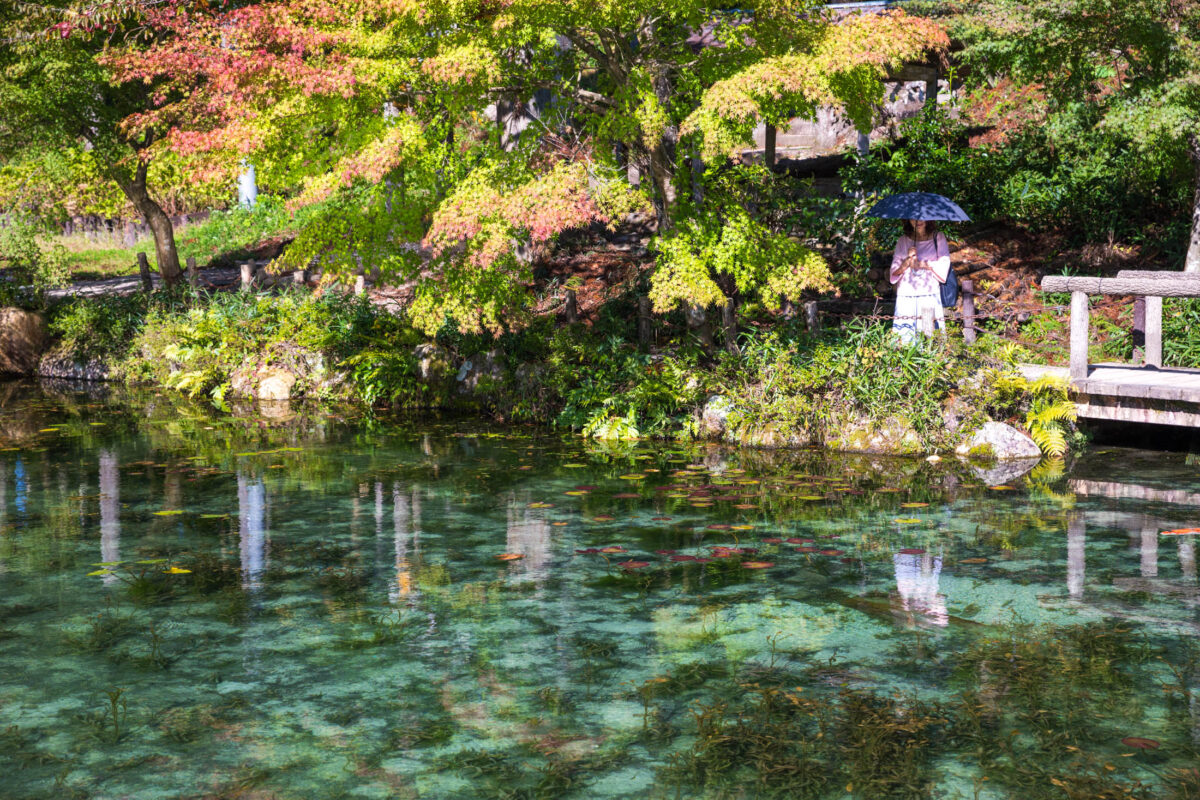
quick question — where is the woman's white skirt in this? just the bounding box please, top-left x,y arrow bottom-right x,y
892,292 -> 945,344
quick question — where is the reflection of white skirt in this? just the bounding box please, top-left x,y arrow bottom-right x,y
893,293 -> 945,344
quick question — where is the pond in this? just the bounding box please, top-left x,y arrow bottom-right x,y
1,382 -> 1198,800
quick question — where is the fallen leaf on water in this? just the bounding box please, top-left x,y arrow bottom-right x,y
153,510 -> 185,516
496,553 -> 525,561
163,567 -> 192,574
742,561 -> 774,569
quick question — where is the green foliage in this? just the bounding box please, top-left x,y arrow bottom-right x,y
0,217 -> 71,307
1163,299 -> 1200,369
985,372 -> 1078,457
179,197 -> 300,267
845,108 -> 1191,249
651,208 -> 832,313
539,321 -> 708,439
47,294 -> 154,363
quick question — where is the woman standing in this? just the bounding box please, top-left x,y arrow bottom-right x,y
890,219 -> 950,344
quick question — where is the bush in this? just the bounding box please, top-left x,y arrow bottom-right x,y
48,294 -> 156,363
0,217 -> 71,307
844,108 -> 1192,253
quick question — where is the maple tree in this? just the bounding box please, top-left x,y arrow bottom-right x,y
0,0 -> 202,285
106,0 -> 948,331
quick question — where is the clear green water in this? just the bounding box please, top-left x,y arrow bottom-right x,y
2,383 -> 1199,800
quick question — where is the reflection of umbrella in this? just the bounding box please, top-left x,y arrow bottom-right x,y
866,192 -> 970,222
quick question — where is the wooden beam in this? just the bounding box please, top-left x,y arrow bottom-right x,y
1041,275 -> 1200,296
1145,296 -> 1163,368
1070,290 -> 1090,381
961,279 -> 977,344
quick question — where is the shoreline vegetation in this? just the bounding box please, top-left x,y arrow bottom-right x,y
28,283 -> 1081,465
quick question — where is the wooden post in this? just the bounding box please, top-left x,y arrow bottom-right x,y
186,256 -> 197,288
564,289 -> 578,324
637,296 -> 652,347
1145,295 -> 1163,368
353,274 -> 366,295
1070,290 -> 1090,381
240,261 -> 256,291
293,268 -> 307,285
804,300 -> 820,334
137,252 -> 153,292
764,125 -> 777,171
722,298 -> 738,353
919,306 -> 937,338
961,279 -> 976,344
1132,296 -> 1146,363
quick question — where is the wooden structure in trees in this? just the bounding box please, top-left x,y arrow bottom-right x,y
1037,271 -> 1200,427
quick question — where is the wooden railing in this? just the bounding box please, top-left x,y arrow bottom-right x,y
1040,270 -> 1200,380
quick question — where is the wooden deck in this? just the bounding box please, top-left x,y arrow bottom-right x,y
1020,363 -> 1200,427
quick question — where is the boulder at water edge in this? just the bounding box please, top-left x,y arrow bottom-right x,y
960,421 -> 1042,460
0,308 -> 48,375
831,415 -> 923,455
701,395 -> 733,438
456,350 -> 508,394
257,369 -> 297,401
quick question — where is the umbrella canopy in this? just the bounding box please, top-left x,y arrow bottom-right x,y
865,192 -> 970,222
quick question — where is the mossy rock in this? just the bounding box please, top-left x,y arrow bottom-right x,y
829,415 -> 923,456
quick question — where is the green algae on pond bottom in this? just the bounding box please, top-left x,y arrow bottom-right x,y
1,384 -> 1200,799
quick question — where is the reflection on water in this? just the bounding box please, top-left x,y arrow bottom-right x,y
1,383 -> 1200,799
892,549 -> 947,626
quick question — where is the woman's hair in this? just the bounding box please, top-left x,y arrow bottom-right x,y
902,219 -> 940,238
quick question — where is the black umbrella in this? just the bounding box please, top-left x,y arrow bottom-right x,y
865,192 -> 970,222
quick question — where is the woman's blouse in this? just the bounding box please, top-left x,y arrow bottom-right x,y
890,233 -> 950,296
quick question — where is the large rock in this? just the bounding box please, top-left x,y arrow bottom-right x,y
257,369 -> 296,401
732,423 -> 812,449
832,415 -> 923,455
701,395 -> 733,438
0,308 -> 48,375
960,421 -> 1042,460
456,350 -> 508,394
38,350 -> 110,382
940,395 -> 975,436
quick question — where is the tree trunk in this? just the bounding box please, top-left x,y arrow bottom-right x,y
1186,133 -> 1200,273
114,159 -> 182,287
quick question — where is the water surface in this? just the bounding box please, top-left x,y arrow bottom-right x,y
2,383 -> 1198,799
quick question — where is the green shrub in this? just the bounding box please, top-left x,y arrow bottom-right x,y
845,108 -> 1191,253
48,294 -> 156,363
1164,298 -> 1200,368
0,217 -> 71,307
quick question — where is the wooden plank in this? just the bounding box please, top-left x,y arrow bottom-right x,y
1070,291 -> 1090,381
1145,296 -> 1163,368
1041,275 -> 1200,296
1075,395 -> 1200,427
1080,381 -> 1195,403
